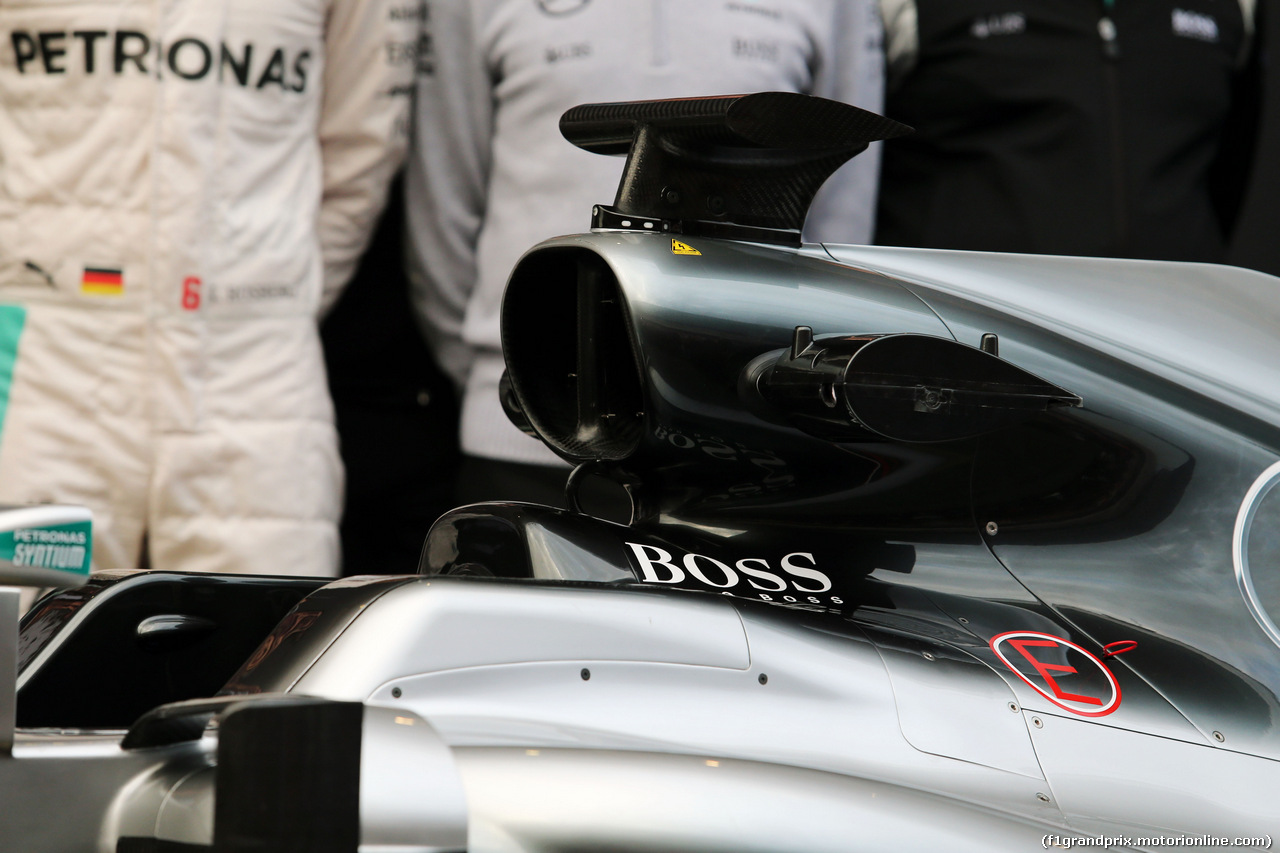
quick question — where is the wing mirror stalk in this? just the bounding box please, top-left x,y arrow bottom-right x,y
0,504 -> 93,753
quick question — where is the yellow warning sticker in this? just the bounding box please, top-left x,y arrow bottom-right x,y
671,239 -> 701,256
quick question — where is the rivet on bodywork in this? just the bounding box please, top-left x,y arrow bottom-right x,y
1032,716 -> 1044,728
922,651 -> 936,661
391,687 -> 402,699
758,673 -> 768,685
985,521 -> 999,536
1213,731 -> 1226,743
1036,792 -> 1051,803
1008,702 -> 1020,713
581,668 -> 591,681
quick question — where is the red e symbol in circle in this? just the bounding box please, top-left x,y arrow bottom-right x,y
990,631 -> 1121,717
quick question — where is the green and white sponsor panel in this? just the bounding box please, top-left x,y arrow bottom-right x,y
0,505 -> 92,588
1,504 -> 92,751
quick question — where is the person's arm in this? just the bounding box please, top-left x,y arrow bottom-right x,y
316,0 -> 418,314
402,0 -> 494,387
803,0 -> 887,245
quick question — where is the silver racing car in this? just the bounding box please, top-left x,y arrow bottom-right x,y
3,92 -> 1278,852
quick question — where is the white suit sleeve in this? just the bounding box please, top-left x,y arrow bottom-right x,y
316,0 -> 418,314
402,0 -> 493,388
803,0 -> 886,245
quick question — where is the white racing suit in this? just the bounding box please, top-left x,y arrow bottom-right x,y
0,0 -> 418,574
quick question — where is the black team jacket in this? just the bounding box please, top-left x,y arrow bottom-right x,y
876,0 -> 1258,261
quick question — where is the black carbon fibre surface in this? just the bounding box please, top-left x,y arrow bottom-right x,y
214,699 -> 362,853
560,92 -> 911,234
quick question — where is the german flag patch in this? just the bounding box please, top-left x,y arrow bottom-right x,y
81,266 -> 123,296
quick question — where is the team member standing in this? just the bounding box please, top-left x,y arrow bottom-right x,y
0,0 -> 418,573
876,0 -> 1258,260
406,0 -> 886,504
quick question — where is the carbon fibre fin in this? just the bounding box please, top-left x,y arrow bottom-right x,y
560,92 -> 912,245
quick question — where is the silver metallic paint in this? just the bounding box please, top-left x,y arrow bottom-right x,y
1233,460 -> 1280,650
8,235 -> 1280,849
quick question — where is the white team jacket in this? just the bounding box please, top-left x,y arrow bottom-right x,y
0,0 -> 418,573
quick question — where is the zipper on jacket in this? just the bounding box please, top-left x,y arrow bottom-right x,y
1099,0 -> 1128,252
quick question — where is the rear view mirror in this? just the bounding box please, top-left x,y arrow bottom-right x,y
0,504 -> 92,589
0,504 -> 92,751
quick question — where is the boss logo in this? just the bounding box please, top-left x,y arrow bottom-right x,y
1172,8 -> 1218,43
625,543 -> 844,606
971,12 -> 1026,39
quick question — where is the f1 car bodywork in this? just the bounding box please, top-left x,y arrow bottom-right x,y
3,93 -> 1279,851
